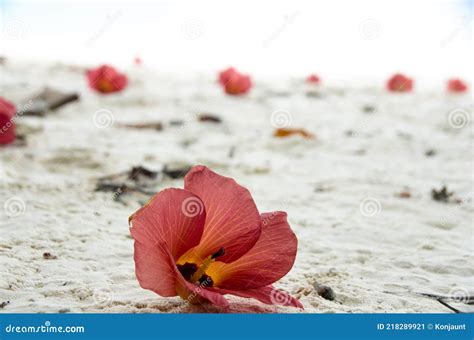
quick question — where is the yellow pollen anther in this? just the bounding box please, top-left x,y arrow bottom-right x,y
190,255 -> 214,283
189,247 -> 225,283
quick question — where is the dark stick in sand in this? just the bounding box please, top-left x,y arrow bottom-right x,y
118,122 -> 163,131
384,291 -> 473,313
97,166 -> 158,182
198,113 -> 222,123
21,87 -> 79,116
436,299 -> 461,313
416,292 -> 474,304
128,166 -> 158,180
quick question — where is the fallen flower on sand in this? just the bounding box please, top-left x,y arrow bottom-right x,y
447,79 -> 468,93
129,165 -> 302,308
87,65 -> 128,94
218,67 -> 252,95
386,73 -> 413,92
0,97 -> 16,145
274,128 -> 315,139
218,67 -> 238,85
306,74 -> 321,84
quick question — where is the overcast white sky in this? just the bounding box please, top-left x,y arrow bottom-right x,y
1,0 -> 472,83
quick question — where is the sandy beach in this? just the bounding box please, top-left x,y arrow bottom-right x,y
0,60 -> 472,313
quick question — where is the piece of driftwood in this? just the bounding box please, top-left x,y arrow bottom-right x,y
128,166 -> 158,180
98,166 -> 158,182
95,182 -> 155,201
118,122 -> 163,131
20,87 -> 79,116
95,164 -> 192,204
95,165 -> 161,204
162,163 -> 192,179
198,114 -> 222,123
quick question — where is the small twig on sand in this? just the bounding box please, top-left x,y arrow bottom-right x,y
197,113 -> 222,123
383,291 -> 473,313
118,122 -> 163,131
95,183 -> 155,196
128,166 -> 158,180
98,166 -> 158,182
416,292 -> 474,304
436,299 -> 461,313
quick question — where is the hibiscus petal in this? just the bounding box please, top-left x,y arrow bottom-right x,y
129,188 -> 206,261
207,211 -> 297,289
179,280 -> 230,308
133,241 -> 177,297
213,285 -> 303,308
163,247 -> 230,307
183,166 -> 261,263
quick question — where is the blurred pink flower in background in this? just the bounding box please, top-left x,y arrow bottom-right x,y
87,65 -> 128,94
386,73 -> 413,92
0,97 -> 16,145
306,74 -> 321,84
134,57 -> 143,65
447,78 -> 468,93
218,67 -> 252,95
218,67 -> 238,85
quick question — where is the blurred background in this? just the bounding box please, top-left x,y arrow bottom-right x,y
1,0 -> 472,86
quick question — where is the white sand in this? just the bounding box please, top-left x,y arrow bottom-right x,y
0,61 -> 472,313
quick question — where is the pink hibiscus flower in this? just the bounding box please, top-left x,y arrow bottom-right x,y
224,74 -> 252,95
129,165 -> 302,309
218,67 -> 252,95
447,78 -> 468,93
86,65 -> 128,94
386,73 -> 413,92
306,74 -> 321,84
218,67 -> 239,85
0,97 -> 16,145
